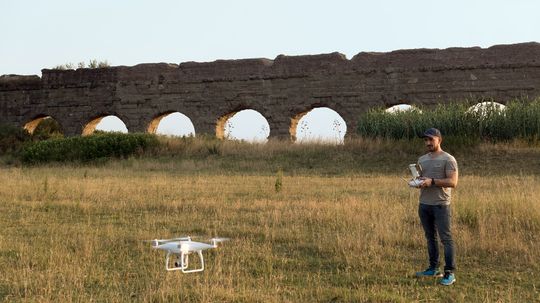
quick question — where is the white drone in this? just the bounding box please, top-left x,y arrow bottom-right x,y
149,236 -> 229,273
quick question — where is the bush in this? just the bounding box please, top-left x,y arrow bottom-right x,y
0,124 -> 31,154
21,133 -> 159,164
32,118 -> 64,140
52,59 -> 110,70
357,99 -> 540,142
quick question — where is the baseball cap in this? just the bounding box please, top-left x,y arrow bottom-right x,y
421,128 -> 442,138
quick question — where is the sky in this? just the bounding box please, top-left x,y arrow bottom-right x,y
2,0 -> 539,76
2,0 -> 539,140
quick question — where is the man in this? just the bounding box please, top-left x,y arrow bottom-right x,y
414,128 -> 458,286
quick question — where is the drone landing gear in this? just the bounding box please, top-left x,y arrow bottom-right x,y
165,251 -> 205,273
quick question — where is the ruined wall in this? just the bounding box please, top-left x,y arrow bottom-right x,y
1,42 -> 539,138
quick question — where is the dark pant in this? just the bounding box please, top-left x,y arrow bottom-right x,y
418,203 -> 455,272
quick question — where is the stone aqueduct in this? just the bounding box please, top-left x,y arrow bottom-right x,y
1,42 -> 539,140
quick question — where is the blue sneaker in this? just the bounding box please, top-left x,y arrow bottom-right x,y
440,271 -> 456,285
415,267 -> 443,278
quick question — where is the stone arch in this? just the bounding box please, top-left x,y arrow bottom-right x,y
147,111 -> 196,137
215,108 -> 270,141
24,114 -> 51,134
216,112 -> 237,139
24,114 -> 63,135
82,114 -> 128,136
290,105 -> 347,143
290,111 -> 309,142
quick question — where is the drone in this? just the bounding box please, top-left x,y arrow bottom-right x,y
148,236 -> 229,273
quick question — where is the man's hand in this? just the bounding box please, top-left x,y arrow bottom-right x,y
408,178 -> 425,188
418,177 -> 432,188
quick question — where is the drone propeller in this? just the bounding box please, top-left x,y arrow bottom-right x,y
163,236 -> 192,242
210,237 -> 230,242
143,236 -> 192,244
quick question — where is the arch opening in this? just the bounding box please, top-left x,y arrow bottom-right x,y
468,101 -> 506,116
385,104 -> 420,113
24,115 -> 63,138
290,107 -> 347,144
148,112 -> 196,137
83,115 -> 128,136
216,109 -> 270,142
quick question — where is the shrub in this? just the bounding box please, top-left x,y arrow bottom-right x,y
52,59 -> 110,70
32,118 -> 64,141
0,124 -> 31,154
88,59 -> 110,68
21,133 -> 159,164
52,63 -> 75,70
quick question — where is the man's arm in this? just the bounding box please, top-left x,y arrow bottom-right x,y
420,170 -> 458,188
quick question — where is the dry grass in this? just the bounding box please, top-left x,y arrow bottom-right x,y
0,164 -> 539,302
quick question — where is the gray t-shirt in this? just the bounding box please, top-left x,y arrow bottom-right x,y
418,151 -> 458,206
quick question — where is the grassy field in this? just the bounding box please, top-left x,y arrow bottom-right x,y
1,140 -> 540,302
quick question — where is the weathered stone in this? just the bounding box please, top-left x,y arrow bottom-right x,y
1,42 -> 539,139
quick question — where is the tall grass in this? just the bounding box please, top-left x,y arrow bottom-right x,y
358,99 -> 540,142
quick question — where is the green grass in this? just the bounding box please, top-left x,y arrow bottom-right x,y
125,136 -> 540,176
2,129 -> 537,176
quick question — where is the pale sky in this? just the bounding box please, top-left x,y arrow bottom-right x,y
2,0 -> 539,140
2,0 -> 539,76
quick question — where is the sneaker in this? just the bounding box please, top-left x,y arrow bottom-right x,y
440,271 -> 456,285
415,267 -> 443,278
